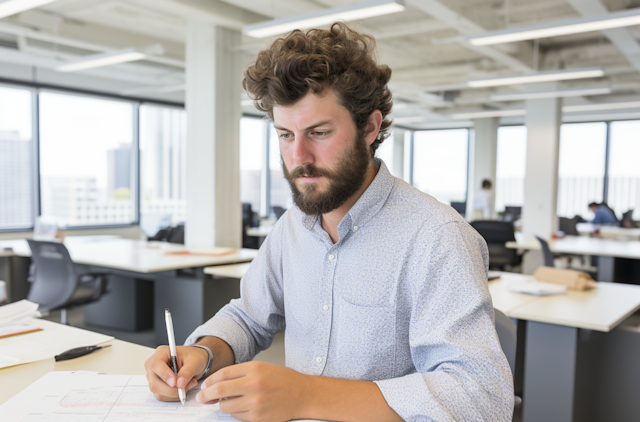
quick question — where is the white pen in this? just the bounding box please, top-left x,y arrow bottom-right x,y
165,308 -> 186,405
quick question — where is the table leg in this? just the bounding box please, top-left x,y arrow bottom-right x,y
598,256 -> 615,282
522,321 -> 578,422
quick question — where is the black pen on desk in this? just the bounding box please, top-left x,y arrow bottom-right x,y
54,344 -> 111,361
165,308 -> 186,405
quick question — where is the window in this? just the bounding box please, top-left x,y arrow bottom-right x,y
557,122 -> 607,219
0,86 -> 34,230
269,123 -> 292,211
413,129 -> 469,205
608,120 -> 640,220
240,117 -> 266,214
139,105 -> 187,226
375,131 -> 395,170
495,126 -> 527,212
39,92 -> 136,227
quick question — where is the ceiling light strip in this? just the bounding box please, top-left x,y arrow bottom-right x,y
490,86 -> 612,101
55,48 -> 147,72
468,7 -> 640,46
243,0 -> 405,38
450,101 -> 640,120
468,68 -> 604,88
0,0 -> 58,19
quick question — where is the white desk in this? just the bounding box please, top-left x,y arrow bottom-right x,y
204,262 -> 252,279
490,272 -> 640,422
0,334 -> 153,405
0,238 -> 258,344
577,223 -> 640,240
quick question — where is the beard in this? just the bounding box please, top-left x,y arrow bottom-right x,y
282,131 -> 371,215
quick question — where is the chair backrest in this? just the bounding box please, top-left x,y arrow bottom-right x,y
450,201 -> 466,216
504,206 -> 522,219
535,236 -> 555,267
26,240 -> 78,312
559,217 -> 579,236
621,210 -> 634,228
273,206 -> 286,220
470,221 -> 516,244
494,308 -> 517,376
167,223 -> 184,244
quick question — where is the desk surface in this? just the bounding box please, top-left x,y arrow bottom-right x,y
0,238 -> 258,273
490,272 -> 640,331
204,262 -> 252,278
0,337 -> 154,405
506,235 -> 640,259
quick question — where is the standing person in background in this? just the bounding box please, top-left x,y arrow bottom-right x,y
589,202 -> 618,226
472,179 -> 493,220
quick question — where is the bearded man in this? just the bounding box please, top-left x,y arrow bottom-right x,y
145,22 -> 513,422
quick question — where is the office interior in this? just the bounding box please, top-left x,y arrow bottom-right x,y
1,1 -> 640,421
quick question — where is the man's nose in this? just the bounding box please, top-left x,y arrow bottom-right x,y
292,136 -> 314,167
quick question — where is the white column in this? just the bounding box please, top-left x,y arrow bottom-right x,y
391,129 -> 405,179
185,21 -> 242,248
466,118 -> 498,219
521,83 -> 561,273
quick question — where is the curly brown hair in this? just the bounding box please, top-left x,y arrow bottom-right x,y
242,22 -> 393,157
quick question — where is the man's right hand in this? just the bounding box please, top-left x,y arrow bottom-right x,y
144,345 -> 209,402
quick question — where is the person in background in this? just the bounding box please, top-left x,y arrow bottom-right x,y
589,202 -> 618,226
472,179 -> 493,220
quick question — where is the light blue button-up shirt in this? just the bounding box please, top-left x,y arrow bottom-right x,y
186,160 -> 514,421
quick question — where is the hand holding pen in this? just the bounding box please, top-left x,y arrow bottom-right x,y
165,308 -> 186,405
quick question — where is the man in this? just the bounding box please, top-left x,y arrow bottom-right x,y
589,202 -> 618,226
472,179 -> 493,221
145,23 -> 513,421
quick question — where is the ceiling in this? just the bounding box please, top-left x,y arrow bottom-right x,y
1,0 -> 640,128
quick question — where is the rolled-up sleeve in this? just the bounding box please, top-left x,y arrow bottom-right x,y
375,221 -> 514,421
184,222 -> 285,364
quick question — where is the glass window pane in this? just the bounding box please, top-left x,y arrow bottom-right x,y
0,86 -> 34,230
139,105 -> 187,229
39,92 -> 135,227
495,126 -> 527,212
413,129 -> 468,205
240,117 -> 264,213
608,120 -> 640,220
557,122 -> 607,219
375,132 -> 394,169
269,123 -> 292,211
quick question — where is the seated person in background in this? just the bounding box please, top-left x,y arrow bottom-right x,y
145,23 -> 513,422
472,179 -> 494,221
589,202 -> 618,226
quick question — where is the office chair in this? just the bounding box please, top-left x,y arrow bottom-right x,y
504,206 -> 522,222
621,210 -> 634,228
559,217 -> 579,236
450,201 -> 466,217
148,223 -> 185,244
535,236 -> 555,267
27,240 -> 109,324
272,206 -> 286,220
494,309 -> 521,406
470,221 -> 522,271
242,203 -> 260,249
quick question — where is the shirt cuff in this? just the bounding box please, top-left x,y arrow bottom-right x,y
183,316 -> 252,364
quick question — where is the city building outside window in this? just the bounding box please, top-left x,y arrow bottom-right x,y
39,91 -> 136,227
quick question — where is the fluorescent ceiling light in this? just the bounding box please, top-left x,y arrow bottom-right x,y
0,0 -> 57,19
120,84 -> 185,96
394,116 -> 427,124
490,86 -> 612,101
468,7 -> 640,46
55,48 -> 147,72
468,68 -> 604,88
243,0 -> 405,38
563,101 -> 640,113
451,109 -> 526,120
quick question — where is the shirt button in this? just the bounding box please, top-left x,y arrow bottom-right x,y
323,305 -> 328,311
316,357 -> 322,363
328,254 -> 335,260
353,225 -> 358,231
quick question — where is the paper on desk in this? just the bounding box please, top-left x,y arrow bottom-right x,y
0,372 -> 328,422
508,279 -> 568,296
0,299 -> 40,325
0,319 -> 113,368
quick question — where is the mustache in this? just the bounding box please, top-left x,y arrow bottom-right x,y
287,164 -> 333,179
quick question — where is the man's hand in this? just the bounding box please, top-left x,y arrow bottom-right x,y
144,345 -> 208,402
197,361 -> 310,422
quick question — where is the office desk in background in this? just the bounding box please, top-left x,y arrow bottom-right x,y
506,235 -> 640,282
491,272 -> 640,422
0,238 -> 258,345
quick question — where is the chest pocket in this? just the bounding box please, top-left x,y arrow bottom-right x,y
336,265 -> 395,307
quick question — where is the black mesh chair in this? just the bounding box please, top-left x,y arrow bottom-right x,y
450,201 -> 466,217
535,236 -> 555,267
27,240 -> 109,324
621,210 -> 634,228
470,221 -> 522,271
559,217 -> 580,236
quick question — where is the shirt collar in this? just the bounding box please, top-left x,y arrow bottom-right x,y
299,158 -> 394,235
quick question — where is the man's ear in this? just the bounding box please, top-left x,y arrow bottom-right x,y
364,110 -> 383,147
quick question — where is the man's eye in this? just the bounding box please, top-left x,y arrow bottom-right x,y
280,133 -> 292,140
313,131 -> 329,136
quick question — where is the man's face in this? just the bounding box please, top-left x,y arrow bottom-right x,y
273,90 -> 371,215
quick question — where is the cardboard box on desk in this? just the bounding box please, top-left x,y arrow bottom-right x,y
533,266 -> 597,291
